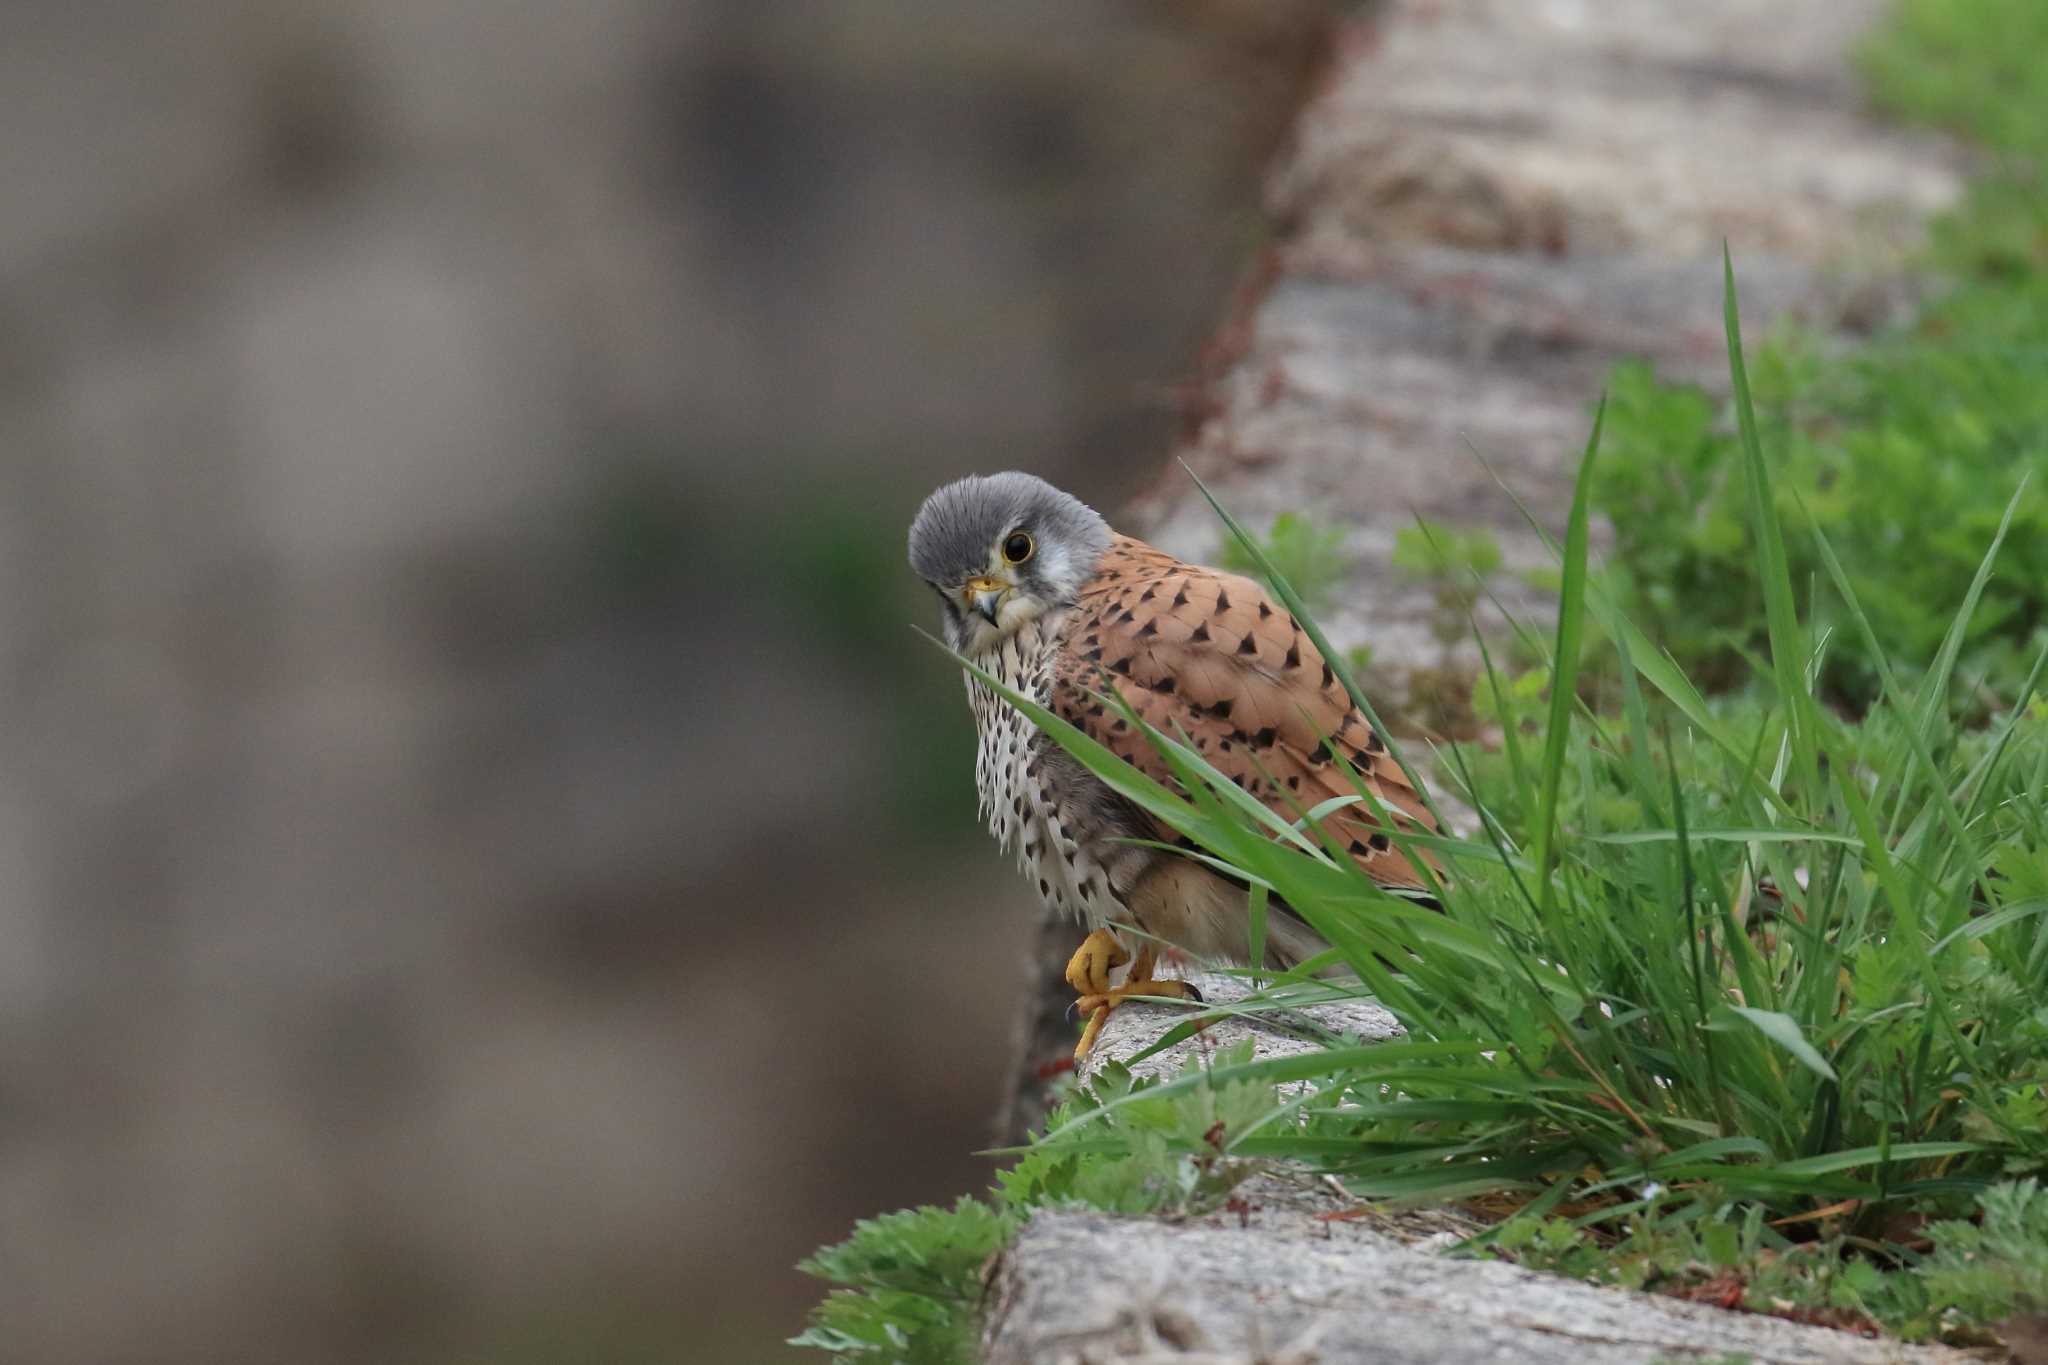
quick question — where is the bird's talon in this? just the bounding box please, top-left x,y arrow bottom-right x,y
1065,936 -> 1201,1060
1075,1005 -> 1111,1060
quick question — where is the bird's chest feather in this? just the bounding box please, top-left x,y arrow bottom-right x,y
967,624 -> 1053,851
965,620 -> 1114,924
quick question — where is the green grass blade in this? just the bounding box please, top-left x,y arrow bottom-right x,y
1722,1005 -> 1838,1083
1531,395 -> 1606,914
1724,247 -> 1820,805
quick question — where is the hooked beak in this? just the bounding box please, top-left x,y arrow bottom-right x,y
963,575 -> 1009,625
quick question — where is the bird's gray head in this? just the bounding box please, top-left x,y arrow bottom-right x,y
908,472 -> 1112,654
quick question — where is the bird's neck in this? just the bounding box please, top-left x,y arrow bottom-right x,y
960,608 -> 1064,664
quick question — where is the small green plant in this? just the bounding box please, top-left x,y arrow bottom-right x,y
792,1200 -> 1010,1365
1497,1180 -> 2048,1345
1493,1201 -> 1770,1298
1860,0 -> 2048,156
1218,512 -> 1350,611
1906,1179 -> 2048,1336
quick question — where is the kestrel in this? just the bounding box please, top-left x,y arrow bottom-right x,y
908,472 -> 1434,1057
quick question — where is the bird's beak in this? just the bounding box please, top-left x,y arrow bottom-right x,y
963,575 -> 1009,624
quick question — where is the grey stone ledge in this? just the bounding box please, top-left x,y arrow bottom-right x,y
985,1208 -> 1971,1364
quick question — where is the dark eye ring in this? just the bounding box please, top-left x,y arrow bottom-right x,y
1002,531 -> 1034,564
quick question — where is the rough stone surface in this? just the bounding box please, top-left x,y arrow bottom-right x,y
985,1212 -> 1973,1365
1077,970 -> 1401,1088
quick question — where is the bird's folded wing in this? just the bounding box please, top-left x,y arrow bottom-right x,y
1049,535 -> 1434,888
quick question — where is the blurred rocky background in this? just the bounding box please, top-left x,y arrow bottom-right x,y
0,2 -> 1339,1361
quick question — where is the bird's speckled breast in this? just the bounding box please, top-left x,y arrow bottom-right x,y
966,616 -> 1117,929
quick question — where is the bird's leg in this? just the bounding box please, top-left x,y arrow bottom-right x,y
1064,929 -> 1201,1060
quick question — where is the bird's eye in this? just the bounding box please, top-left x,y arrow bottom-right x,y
1002,531 -> 1034,564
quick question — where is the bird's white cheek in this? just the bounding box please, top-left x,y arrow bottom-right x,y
995,594 -> 1045,633
959,617 -> 1003,655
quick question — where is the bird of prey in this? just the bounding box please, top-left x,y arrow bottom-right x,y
908,472 -> 1433,1057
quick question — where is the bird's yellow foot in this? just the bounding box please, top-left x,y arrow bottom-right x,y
1063,929 -> 1202,1060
